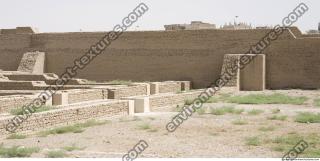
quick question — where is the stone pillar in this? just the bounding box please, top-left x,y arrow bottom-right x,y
150,82 -> 160,95
181,81 -> 191,91
128,100 -> 135,116
52,92 -> 69,106
134,97 -> 150,113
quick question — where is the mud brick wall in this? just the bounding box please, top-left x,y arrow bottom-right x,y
108,84 -> 148,99
149,90 -> 203,111
67,89 -> 107,104
0,100 -> 129,135
0,34 -> 31,71
0,96 -> 34,114
0,27 -> 320,89
158,81 -> 182,93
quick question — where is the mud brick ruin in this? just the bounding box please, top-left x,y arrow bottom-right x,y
0,26 -> 319,135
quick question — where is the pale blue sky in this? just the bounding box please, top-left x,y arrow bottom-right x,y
0,0 -> 319,33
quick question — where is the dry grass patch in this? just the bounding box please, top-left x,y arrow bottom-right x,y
271,108 -> 281,114
269,133 -> 320,157
196,108 -> 206,115
10,105 -> 56,116
314,98 -> 320,107
137,122 -> 151,130
38,120 -> 110,137
0,145 -> 39,157
267,115 -> 288,121
226,93 -> 307,105
46,150 -> 68,158
6,134 -> 27,140
62,144 -> 85,152
245,136 -> 261,146
295,112 -> 320,123
119,116 -> 141,122
232,119 -> 248,125
210,106 -> 244,115
258,126 -> 276,132
247,109 -> 264,115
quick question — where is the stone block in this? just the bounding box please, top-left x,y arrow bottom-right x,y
52,92 -> 69,106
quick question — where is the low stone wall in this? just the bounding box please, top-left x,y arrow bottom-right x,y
108,84 -> 149,99
67,89 -> 107,104
149,90 -> 202,111
158,81 -> 182,93
0,95 -> 34,114
0,100 -> 130,135
0,81 -> 47,90
150,81 -> 191,94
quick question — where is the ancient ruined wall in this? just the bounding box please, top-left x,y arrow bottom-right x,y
108,84 -> 149,99
0,34 -> 32,70
266,37 -> 320,89
0,27 -> 319,89
0,96 -> 35,114
29,29 -> 272,88
149,90 -> 203,111
66,89 -> 107,104
0,100 -> 130,134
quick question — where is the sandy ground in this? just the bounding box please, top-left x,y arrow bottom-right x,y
1,89 -> 320,158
